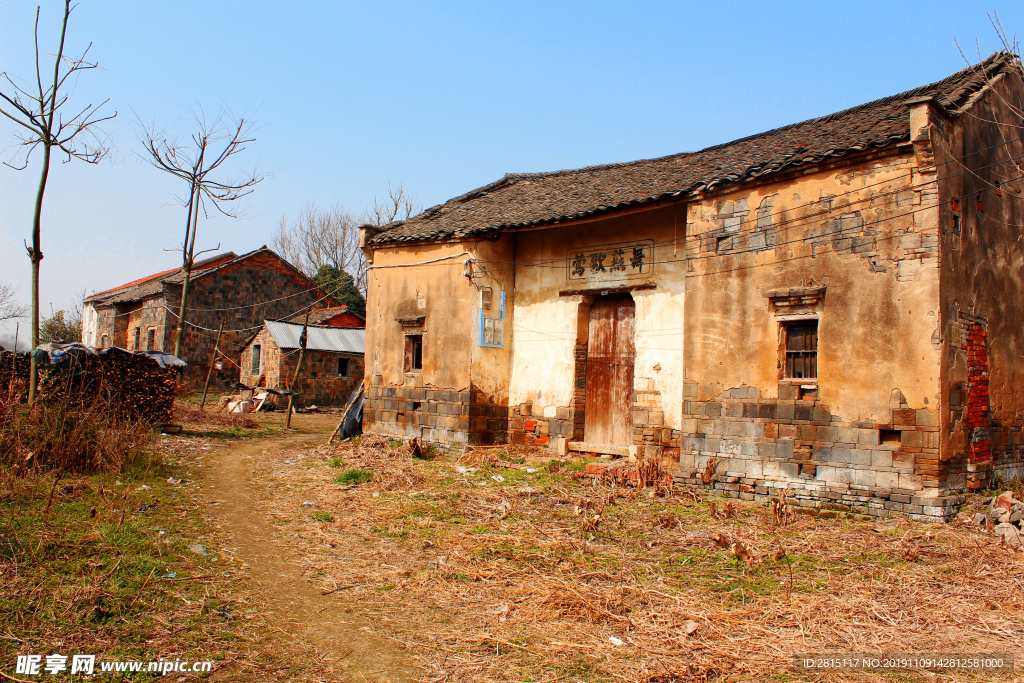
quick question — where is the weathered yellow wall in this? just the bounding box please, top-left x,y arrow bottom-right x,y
509,205 -> 688,427
364,242 -> 477,390
469,235 -> 516,404
685,153 -> 941,425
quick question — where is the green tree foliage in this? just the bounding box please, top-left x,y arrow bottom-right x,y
313,265 -> 365,318
40,310 -> 82,344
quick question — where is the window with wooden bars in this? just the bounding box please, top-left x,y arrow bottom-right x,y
251,345 -> 261,374
784,321 -> 817,379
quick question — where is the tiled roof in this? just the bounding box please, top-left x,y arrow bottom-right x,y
85,247 -> 312,306
371,53 -> 1016,245
285,306 -> 365,326
263,320 -> 365,354
85,252 -> 238,305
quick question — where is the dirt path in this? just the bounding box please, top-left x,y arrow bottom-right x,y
204,422 -> 422,683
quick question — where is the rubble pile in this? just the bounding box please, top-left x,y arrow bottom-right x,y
981,490 -> 1024,547
0,345 -> 181,425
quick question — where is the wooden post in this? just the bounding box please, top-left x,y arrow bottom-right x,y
285,311 -> 310,429
199,319 -> 225,411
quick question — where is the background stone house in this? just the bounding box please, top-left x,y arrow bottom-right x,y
360,54 -> 1024,520
239,321 -> 365,407
82,247 -> 339,387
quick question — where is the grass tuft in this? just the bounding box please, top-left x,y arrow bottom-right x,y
335,468 -> 373,485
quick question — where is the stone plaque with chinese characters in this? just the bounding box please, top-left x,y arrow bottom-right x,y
566,240 -> 654,283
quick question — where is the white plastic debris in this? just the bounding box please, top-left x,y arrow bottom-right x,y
609,636 -> 624,646
491,475 -> 505,482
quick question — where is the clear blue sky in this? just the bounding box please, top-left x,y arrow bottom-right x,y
0,0 -> 1021,344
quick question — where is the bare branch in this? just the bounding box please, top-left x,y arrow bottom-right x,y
136,105 -> 266,357
0,0 -> 114,402
0,282 -> 28,323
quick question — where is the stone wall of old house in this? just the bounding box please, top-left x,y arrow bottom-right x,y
239,327 -> 282,389
936,70 -> 1024,489
280,350 -> 364,407
88,250 -> 331,391
169,250 -> 333,388
675,150 -> 953,519
124,295 -> 170,352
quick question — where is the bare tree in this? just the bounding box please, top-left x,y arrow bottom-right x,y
365,182 -> 421,228
272,185 -> 420,297
139,108 -> 264,358
0,1 -> 114,402
0,283 -> 28,323
272,203 -> 362,278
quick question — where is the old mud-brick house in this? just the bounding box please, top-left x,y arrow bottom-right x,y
361,54 -> 1024,521
239,313 -> 365,407
82,247 -> 339,386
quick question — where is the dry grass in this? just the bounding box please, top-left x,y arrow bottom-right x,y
245,440 -> 1024,683
173,402 -> 259,429
0,437 -> 326,682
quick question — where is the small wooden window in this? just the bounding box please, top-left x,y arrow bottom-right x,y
100,335 -> 109,348
133,327 -> 141,350
146,328 -> 155,351
337,356 -> 349,377
251,344 -> 261,374
405,335 -> 423,372
784,321 -> 817,379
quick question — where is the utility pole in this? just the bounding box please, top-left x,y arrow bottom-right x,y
199,319 -> 225,411
285,311 -> 310,429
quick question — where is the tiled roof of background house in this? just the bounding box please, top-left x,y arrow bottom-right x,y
370,53 -> 1016,245
285,306 -> 365,326
84,252 -> 238,305
84,246 -> 314,306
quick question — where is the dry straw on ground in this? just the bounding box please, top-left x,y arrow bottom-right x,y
241,440 -> 1024,682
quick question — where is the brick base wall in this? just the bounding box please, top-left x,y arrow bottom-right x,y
508,403 -> 574,451
364,383 -> 509,446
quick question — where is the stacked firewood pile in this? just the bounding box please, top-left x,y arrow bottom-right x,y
0,348 -> 179,425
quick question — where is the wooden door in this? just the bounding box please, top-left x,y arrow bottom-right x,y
584,296 -> 635,446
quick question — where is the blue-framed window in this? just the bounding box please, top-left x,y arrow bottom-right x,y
478,291 -> 505,348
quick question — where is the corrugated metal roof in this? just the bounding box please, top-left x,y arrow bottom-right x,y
264,320 -> 365,354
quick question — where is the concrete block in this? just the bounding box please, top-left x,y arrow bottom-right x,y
831,447 -> 852,464
852,469 -> 877,488
543,405 -> 557,418
898,472 -> 923,490
871,450 -> 893,469
849,449 -> 872,466
816,465 -> 837,482
858,429 -> 881,446
833,467 -> 853,485
892,451 -> 915,471
780,462 -> 800,479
